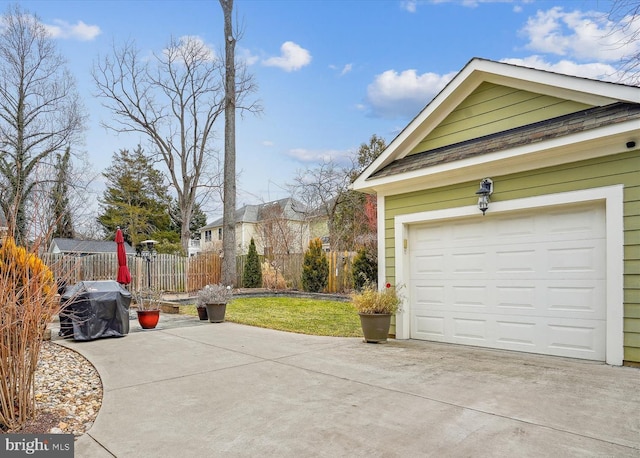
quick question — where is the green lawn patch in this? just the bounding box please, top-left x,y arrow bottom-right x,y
181,296 -> 363,337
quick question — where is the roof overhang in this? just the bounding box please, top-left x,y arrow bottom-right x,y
358,119 -> 639,196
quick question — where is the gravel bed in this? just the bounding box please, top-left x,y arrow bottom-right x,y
1,341 -> 102,436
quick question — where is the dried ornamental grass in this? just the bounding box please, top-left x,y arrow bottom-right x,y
0,237 -> 60,431
351,283 -> 402,315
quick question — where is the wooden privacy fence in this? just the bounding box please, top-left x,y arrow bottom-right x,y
187,252 -> 222,292
42,253 -> 188,292
42,250 -> 356,294
235,251 -> 355,293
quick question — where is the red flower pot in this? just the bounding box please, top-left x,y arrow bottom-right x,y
137,310 -> 160,329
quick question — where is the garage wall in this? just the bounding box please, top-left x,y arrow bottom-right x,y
408,82 -> 592,155
384,150 -> 640,363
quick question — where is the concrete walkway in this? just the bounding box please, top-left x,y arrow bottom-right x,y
55,315 -> 640,457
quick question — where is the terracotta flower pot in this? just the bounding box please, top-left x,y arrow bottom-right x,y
205,303 -> 226,323
358,313 -> 392,343
137,310 -> 160,329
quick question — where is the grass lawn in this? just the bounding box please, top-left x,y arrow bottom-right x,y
181,296 -> 363,337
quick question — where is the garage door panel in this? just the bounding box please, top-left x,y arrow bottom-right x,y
413,315 -> 446,340
409,203 -> 606,361
412,310 -> 605,360
546,207 -> 605,236
495,249 -> 537,273
412,245 -> 604,281
413,253 -> 445,274
545,318 -> 606,360
413,280 -> 604,317
495,285 -> 537,309
546,282 -> 605,316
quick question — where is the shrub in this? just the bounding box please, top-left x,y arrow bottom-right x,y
301,238 -> 328,293
243,238 -> 262,288
261,261 -> 287,289
352,247 -> 377,291
0,237 -> 59,431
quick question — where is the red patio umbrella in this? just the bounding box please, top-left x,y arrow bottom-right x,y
115,227 -> 131,286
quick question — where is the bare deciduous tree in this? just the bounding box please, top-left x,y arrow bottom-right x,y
0,4 -> 85,243
289,134 -> 386,251
94,36 -> 225,254
257,200 -> 307,257
289,158 -> 352,249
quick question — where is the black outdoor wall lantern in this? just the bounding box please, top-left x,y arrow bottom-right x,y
475,178 -> 493,215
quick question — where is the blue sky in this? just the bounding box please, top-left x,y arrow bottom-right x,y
11,0 -> 640,221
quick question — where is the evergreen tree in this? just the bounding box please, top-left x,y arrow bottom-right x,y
170,199 -> 208,236
97,145 -> 173,247
51,146 -> 74,238
243,238 -> 262,288
352,247 -> 378,291
301,238 -> 328,293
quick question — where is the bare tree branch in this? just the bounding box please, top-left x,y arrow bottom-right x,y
93,33 -> 258,254
0,4 -> 85,242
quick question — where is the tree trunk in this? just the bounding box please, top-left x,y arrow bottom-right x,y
221,0 -> 237,286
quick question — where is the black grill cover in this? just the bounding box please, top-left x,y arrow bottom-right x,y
60,280 -> 131,341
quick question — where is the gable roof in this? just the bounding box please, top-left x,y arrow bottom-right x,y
373,102 -> 640,180
50,238 -> 136,255
199,197 -> 307,230
352,58 -> 640,195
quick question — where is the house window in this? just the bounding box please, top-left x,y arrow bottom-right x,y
217,228 -> 223,240
204,230 -> 212,242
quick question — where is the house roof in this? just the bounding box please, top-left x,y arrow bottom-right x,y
50,238 -> 137,255
352,57 -> 640,194
199,197 -> 307,230
372,102 -> 640,180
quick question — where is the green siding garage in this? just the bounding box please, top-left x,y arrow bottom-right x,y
353,59 -> 640,366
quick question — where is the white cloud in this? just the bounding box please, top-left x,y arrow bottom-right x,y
45,19 -> 101,41
501,56 -> 621,82
286,148 -> 349,164
521,7 -> 640,62
365,68 -> 456,119
238,47 -> 259,66
262,140 -> 274,147
400,1 -> 417,13
163,35 -> 216,62
263,41 -> 311,72
330,63 -> 353,76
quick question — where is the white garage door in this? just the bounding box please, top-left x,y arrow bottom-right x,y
409,202 -> 606,361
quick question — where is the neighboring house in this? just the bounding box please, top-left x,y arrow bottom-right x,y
352,58 -> 640,366
49,238 -> 136,256
198,197 -> 312,256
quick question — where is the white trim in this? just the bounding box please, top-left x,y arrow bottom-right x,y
377,193 -> 386,288
358,121 -> 638,195
394,185 -> 624,365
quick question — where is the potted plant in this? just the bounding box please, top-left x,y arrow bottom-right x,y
351,282 -> 402,343
195,303 -> 208,321
133,288 -> 162,329
197,284 -> 233,323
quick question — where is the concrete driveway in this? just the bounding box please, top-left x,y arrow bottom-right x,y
58,317 -> 640,457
